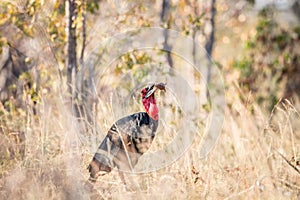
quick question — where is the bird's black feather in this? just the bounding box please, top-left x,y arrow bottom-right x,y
88,112 -> 158,180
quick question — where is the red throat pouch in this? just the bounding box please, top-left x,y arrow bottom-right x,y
148,102 -> 159,120
142,95 -> 159,121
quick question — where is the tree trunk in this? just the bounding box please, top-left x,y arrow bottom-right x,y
204,0 -> 216,85
66,0 -> 78,102
161,0 -> 174,68
79,0 -> 86,68
192,0 -> 200,72
75,0 -> 86,120
76,0 -> 96,128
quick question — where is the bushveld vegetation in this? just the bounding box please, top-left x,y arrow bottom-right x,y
0,0 -> 299,199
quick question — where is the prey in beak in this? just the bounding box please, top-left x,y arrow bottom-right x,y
145,82 -> 166,98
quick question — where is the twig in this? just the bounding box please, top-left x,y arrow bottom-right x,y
274,149 -> 300,175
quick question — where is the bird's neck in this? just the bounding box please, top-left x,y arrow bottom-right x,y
142,95 -> 159,121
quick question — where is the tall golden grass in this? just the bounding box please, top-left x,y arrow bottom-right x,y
0,79 -> 299,200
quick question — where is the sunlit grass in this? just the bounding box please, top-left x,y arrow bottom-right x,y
0,80 -> 299,199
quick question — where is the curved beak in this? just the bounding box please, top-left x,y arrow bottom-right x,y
145,84 -> 157,98
145,82 -> 166,98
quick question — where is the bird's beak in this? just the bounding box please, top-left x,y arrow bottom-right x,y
145,82 -> 166,98
145,84 -> 157,98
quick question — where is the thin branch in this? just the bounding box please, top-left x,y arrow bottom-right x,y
80,0 -> 86,66
275,149 -> 300,175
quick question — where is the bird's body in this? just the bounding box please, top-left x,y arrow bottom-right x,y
88,83 -> 166,182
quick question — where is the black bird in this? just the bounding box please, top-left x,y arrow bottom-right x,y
88,82 -> 166,183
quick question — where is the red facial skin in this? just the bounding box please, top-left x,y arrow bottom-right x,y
141,88 -> 159,121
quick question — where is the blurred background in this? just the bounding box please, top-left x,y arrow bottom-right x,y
0,0 -> 299,199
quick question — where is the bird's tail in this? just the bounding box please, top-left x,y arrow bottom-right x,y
87,161 -> 98,182
87,154 -> 113,183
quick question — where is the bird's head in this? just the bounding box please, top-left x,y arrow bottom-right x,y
141,83 -> 166,121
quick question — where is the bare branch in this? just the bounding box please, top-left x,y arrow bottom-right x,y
275,149 -> 300,175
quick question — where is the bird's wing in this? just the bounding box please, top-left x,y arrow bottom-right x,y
114,112 -> 158,138
89,112 -> 158,175
112,112 -> 158,155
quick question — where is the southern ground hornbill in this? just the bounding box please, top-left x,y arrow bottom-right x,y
88,82 -> 166,183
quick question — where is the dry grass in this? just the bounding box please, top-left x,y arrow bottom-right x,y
0,80 -> 299,200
